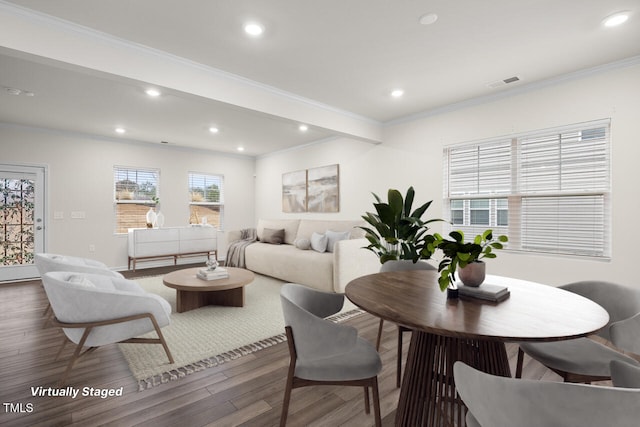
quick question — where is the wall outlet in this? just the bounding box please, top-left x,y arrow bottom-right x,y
53,211 -> 64,220
89,244 -> 95,252
71,211 -> 86,219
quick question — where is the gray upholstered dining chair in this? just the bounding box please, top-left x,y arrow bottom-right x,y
280,283 -> 382,427
454,361 -> 640,427
35,253 -> 125,324
515,280 -> 640,383
42,271 -> 173,385
376,259 -> 435,387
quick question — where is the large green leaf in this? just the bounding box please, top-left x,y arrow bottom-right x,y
404,186 -> 415,217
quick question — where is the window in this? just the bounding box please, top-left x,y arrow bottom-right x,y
443,119 -> 610,258
114,167 -> 159,234
188,173 -> 223,227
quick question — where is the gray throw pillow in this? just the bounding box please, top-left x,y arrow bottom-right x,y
294,238 -> 311,250
261,228 -> 285,244
310,232 -> 328,253
325,229 -> 350,253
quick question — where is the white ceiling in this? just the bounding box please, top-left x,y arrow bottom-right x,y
1,0 -> 639,156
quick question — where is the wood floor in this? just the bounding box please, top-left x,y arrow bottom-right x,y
1,264 -> 567,427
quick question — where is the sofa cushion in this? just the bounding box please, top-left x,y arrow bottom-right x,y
294,238 -> 311,250
68,274 -> 96,288
261,228 -> 285,244
245,243 -> 334,292
296,219 -> 366,241
257,219 -> 300,245
311,232 -> 328,253
326,230 -> 351,253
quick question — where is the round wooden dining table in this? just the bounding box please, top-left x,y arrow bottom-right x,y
345,270 -> 609,427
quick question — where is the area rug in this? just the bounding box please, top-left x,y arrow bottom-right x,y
118,274 -> 362,390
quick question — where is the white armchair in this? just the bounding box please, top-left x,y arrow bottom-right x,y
42,271 -> 173,385
35,252 -> 124,277
35,253 -> 124,324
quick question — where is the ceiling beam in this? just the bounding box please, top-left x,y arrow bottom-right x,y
0,1 -> 383,143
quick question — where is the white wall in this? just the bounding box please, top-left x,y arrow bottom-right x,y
0,125 -> 255,270
255,63 -> 640,287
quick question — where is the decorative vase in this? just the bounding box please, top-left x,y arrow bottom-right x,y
146,208 -> 157,228
155,211 -> 165,228
458,261 -> 486,287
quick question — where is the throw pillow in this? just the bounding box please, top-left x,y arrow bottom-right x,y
610,360 -> 640,388
325,229 -> 351,253
310,232 -> 328,253
261,228 -> 285,244
68,274 -> 95,288
294,238 -> 311,250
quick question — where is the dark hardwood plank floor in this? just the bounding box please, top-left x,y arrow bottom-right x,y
1,264 -> 568,427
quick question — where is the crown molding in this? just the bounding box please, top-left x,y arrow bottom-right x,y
386,55 -> 640,127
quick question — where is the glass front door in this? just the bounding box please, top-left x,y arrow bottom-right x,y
0,164 -> 45,282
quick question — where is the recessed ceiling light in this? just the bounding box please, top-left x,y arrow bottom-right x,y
244,22 -> 264,36
419,13 -> 438,25
299,124 -> 308,132
603,11 -> 630,27
209,126 -> 219,134
145,88 -> 161,97
5,87 -> 22,96
391,89 -> 404,98
237,146 -> 245,152
115,127 -> 126,134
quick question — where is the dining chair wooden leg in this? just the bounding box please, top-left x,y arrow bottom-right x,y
363,386 -> 371,414
371,377 -> 382,427
375,318 -> 384,350
515,347 -> 525,378
397,327 -> 403,388
280,376 -> 293,427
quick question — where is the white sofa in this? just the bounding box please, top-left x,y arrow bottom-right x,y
227,219 -> 379,293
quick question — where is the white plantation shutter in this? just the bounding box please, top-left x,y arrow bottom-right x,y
443,119 -> 610,258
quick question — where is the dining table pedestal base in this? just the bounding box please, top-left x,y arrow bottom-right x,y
395,330 -> 511,427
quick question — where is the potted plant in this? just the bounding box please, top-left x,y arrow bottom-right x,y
360,187 -> 443,264
432,229 -> 508,291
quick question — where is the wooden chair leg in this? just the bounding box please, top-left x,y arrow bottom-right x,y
515,346 -> 524,378
363,386 -> 371,414
58,327 -> 93,386
375,318 -> 384,350
397,327 -> 403,388
149,314 -> 174,363
371,377 -> 382,427
280,373 -> 294,427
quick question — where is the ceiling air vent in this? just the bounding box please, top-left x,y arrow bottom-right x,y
486,76 -> 521,88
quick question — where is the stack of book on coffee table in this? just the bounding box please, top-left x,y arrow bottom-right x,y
197,267 -> 229,281
457,282 -> 510,302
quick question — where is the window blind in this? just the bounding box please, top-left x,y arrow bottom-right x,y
188,173 -> 224,227
443,119 -> 610,258
114,167 -> 159,234
114,167 -> 159,201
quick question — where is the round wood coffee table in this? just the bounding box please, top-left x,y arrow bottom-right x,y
163,267 -> 255,313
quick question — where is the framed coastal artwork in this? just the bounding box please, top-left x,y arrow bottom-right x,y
282,164 -> 339,213
282,169 -> 307,213
307,164 -> 339,213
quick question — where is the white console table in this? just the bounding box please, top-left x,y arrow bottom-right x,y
127,226 -> 217,271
